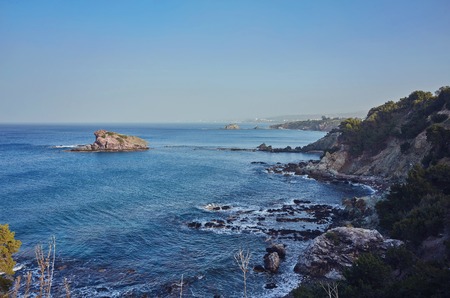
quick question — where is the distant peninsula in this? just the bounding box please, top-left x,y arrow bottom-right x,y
269,116 -> 345,131
71,130 -> 149,152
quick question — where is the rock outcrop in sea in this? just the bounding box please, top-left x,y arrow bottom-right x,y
224,123 -> 240,130
71,130 -> 149,152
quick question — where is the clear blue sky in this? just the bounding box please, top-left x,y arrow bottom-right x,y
1,0 -> 449,123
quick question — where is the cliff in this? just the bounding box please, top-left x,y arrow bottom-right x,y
304,87 -> 450,181
71,130 -> 149,152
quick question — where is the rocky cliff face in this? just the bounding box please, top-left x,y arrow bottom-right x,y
72,130 -> 149,152
300,131 -> 340,153
316,131 -> 433,180
303,88 -> 450,182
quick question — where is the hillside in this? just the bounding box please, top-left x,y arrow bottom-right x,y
269,117 -> 345,131
291,87 -> 450,298
306,87 -> 450,181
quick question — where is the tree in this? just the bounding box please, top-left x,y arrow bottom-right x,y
0,224 -> 21,275
0,224 -> 22,294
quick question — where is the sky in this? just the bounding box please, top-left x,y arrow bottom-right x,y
1,0 -> 450,123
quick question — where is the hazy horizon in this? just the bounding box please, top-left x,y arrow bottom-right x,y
1,1 -> 449,123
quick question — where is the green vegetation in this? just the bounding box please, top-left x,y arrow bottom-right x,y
293,249 -> 450,298
0,224 -> 21,294
293,164 -> 450,298
424,124 -> 450,166
270,116 -> 345,131
337,87 -> 450,156
292,87 -> 450,298
376,164 -> 450,245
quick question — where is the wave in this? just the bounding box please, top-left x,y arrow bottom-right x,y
51,144 -> 83,149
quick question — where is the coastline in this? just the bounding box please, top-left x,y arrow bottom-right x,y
263,158 -> 393,295
266,160 -> 391,193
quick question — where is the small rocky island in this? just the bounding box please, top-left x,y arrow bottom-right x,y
71,130 -> 149,152
224,123 -> 240,130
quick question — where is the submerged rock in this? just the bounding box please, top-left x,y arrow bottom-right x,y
253,265 -> 266,273
71,130 -> 149,152
265,283 -> 277,289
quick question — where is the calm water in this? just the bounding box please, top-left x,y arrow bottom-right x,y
0,124 -> 371,297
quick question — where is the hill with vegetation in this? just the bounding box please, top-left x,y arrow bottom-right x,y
269,116 -> 345,131
307,87 -> 450,181
292,86 -> 450,298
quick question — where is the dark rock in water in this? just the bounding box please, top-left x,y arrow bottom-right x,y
187,222 -> 201,229
253,265 -> 266,273
204,204 -> 232,211
204,219 -> 226,229
264,252 -> 280,273
266,243 -> 286,259
293,199 -> 312,204
276,217 -> 316,223
257,143 -> 304,153
251,161 -> 268,165
257,143 -> 273,152
265,283 -> 277,289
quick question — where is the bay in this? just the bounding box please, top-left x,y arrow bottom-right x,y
0,124 -> 371,297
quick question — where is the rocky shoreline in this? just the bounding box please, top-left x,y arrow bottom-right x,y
183,158 -> 391,292
259,158 -> 401,292
266,160 -> 391,192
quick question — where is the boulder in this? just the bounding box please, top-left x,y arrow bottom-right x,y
264,252 -> 280,273
294,227 -> 403,279
266,244 -> 286,259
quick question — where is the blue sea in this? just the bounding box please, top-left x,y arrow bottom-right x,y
0,124 -> 372,297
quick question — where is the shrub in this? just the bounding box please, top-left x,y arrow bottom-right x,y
377,165 -> 450,244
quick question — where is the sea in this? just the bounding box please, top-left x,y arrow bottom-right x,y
0,123 -> 373,297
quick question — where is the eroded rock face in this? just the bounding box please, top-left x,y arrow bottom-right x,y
294,227 -> 403,279
264,252 -> 280,273
72,130 -> 149,152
